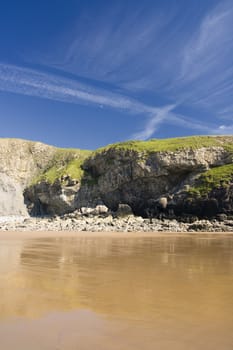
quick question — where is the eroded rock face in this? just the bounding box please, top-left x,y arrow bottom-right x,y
1,137 -> 233,220
172,182 -> 233,219
0,139 -> 56,216
75,146 -> 231,216
0,173 -> 28,216
24,177 -> 80,216
0,139 -> 55,186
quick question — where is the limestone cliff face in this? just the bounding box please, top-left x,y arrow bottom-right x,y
76,146 -> 232,216
0,139 -> 56,185
0,139 -> 56,215
24,176 -> 80,216
1,136 -> 233,219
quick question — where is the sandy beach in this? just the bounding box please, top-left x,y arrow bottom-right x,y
1,230 -> 233,240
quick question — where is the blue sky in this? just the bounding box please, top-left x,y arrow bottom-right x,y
0,0 -> 233,149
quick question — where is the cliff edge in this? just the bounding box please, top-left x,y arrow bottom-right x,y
0,138 -> 90,216
1,136 -> 233,220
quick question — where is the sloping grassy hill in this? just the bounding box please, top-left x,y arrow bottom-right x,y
32,148 -> 92,184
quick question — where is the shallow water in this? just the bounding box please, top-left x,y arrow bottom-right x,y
0,234 -> 233,349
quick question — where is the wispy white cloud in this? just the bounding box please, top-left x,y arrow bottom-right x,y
45,0 -> 233,124
61,5 -> 163,81
174,0 -> 233,115
26,1 -> 233,116
5,1 -> 233,139
132,109 -> 228,141
34,2 -> 181,90
167,114 -> 218,134
0,61 -> 231,141
0,63 -> 154,115
132,104 -> 176,140
0,62 -> 177,140
215,124 -> 233,135
181,3 -> 233,81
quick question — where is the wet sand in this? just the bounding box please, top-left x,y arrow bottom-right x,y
1,232 -> 233,349
1,309 -> 232,350
1,230 -> 233,240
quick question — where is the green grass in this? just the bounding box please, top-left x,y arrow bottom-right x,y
95,135 -> 233,154
32,148 -> 91,184
30,135 -> 233,186
190,163 -> 233,196
96,135 -> 233,197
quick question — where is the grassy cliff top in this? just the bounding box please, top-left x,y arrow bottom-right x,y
5,136 -> 230,186
31,148 -> 91,185
95,135 -> 233,154
190,163 -> 233,196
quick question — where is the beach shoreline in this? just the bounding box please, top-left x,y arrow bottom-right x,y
1,214 -> 233,238
1,230 -> 233,240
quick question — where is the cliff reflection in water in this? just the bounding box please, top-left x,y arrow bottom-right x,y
1,235 -> 233,324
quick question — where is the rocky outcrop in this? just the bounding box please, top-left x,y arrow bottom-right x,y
1,136 -> 233,221
0,139 -> 57,216
75,146 -> 232,219
0,173 -> 28,215
172,181 -> 233,219
0,139 -> 89,216
24,176 -> 80,216
0,139 -> 56,186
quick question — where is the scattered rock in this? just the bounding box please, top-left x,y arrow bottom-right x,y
216,214 -> 228,222
93,204 -> 109,215
115,204 -> 133,218
1,214 -> 232,232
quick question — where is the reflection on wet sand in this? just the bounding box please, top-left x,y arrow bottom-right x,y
0,235 -> 233,349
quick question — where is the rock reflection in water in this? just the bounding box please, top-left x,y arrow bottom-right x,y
0,236 -> 233,319
0,235 -> 233,349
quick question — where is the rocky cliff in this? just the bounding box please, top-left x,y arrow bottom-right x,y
74,137 -> 233,219
0,139 -> 90,216
0,139 -> 56,215
1,136 -> 233,220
